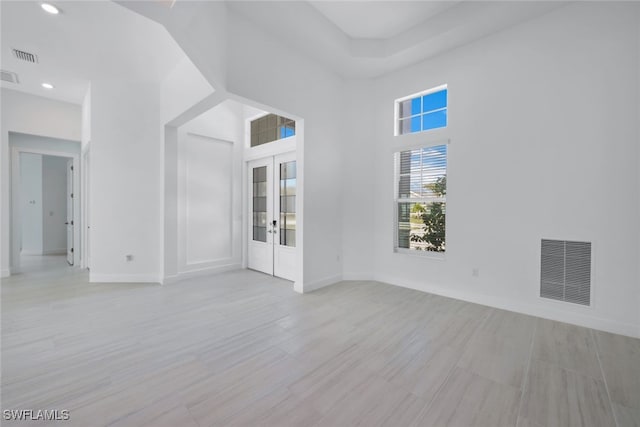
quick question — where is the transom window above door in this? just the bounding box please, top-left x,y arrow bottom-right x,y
250,114 -> 296,147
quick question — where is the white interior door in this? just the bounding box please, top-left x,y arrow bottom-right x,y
66,159 -> 74,265
247,153 -> 297,281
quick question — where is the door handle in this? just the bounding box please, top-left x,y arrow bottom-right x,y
64,222 -> 69,225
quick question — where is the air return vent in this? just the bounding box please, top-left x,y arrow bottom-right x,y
12,48 -> 38,63
540,239 -> 591,306
1,70 -> 19,84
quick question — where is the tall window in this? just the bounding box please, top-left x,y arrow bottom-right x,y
250,113 -> 296,147
396,85 -> 447,135
394,144 -> 447,252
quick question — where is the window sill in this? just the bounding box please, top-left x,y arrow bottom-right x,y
394,248 -> 446,260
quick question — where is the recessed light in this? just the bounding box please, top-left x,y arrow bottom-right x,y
41,3 -> 60,15
41,82 -> 54,89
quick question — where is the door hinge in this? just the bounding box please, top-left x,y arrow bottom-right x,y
70,193 -> 74,198
71,248 -> 74,253
71,220 -> 74,225
71,165 -> 74,171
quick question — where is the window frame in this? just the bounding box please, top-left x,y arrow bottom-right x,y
393,140 -> 449,258
250,113 -> 296,148
394,84 -> 448,136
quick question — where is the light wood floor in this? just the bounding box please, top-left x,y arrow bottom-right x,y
2,257 -> 639,426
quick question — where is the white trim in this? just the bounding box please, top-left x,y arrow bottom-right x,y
181,257 -> 238,272
394,84 -> 448,136
42,249 -> 66,255
342,272 -> 375,281
89,273 -> 162,284
300,274 -> 342,294
372,274 -> 639,339
393,248 -> 446,259
20,250 -> 43,256
0,269 -> 10,278
244,135 -> 297,161
390,137 -> 451,153
178,134 -> 234,272
163,263 -> 242,284
81,146 -> 90,270
395,83 -> 448,104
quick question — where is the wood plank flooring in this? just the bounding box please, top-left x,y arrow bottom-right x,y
1,257 -> 639,426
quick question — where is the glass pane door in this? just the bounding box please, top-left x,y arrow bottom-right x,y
252,166 -> 267,242
279,161 -> 296,247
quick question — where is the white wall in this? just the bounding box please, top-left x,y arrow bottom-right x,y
342,79 -> 376,279
175,101 -> 243,277
161,56 -> 214,124
161,51 -> 216,281
19,153 -> 43,255
81,87 -> 91,152
1,90 -> 81,276
81,87 -> 91,269
353,2 -> 640,337
42,155 -> 68,255
89,79 -> 163,283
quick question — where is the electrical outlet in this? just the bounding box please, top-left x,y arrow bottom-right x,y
472,268 -> 479,277
126,254 -> 133,262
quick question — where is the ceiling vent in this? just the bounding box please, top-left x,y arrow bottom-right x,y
540,239 -> 591,306
12,48 -> 39,64
0,70 -> 20,84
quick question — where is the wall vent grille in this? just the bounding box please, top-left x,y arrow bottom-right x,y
1,70 -> 19,84
540,239 -> 591,306
12,48 -> 38,63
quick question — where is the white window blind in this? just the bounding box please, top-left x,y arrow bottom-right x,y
394,144 -> 447,252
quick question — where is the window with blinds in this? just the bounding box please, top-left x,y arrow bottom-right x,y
394,144 -> 447,253
396,85 -> 447,135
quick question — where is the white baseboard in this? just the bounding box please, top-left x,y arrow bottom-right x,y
90,273 -> 162,284
164,263 -> 242,284
300,274 -> 343,293
1,268 -> 10,278
43,249 -> 66,256
342,272 -> 375,281
293,281 -> 303,294
20,250 -> 42,256
373,273 -> 640,339
162,274 -> 180,285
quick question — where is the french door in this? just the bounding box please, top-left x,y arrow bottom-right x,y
248,152 -> 296,281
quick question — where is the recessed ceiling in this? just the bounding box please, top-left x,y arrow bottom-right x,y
226,1 -> 569,78
309,1 -> 461,40
0,1 -> 186,104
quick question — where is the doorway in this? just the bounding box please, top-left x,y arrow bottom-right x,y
248,152 -> 296,281
10,139 -> 81,275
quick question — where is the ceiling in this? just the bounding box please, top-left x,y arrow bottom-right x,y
309,1 -> 462,40
0,1 -> 185,104
0,1 -> 570,105
227,1 -> 569,78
